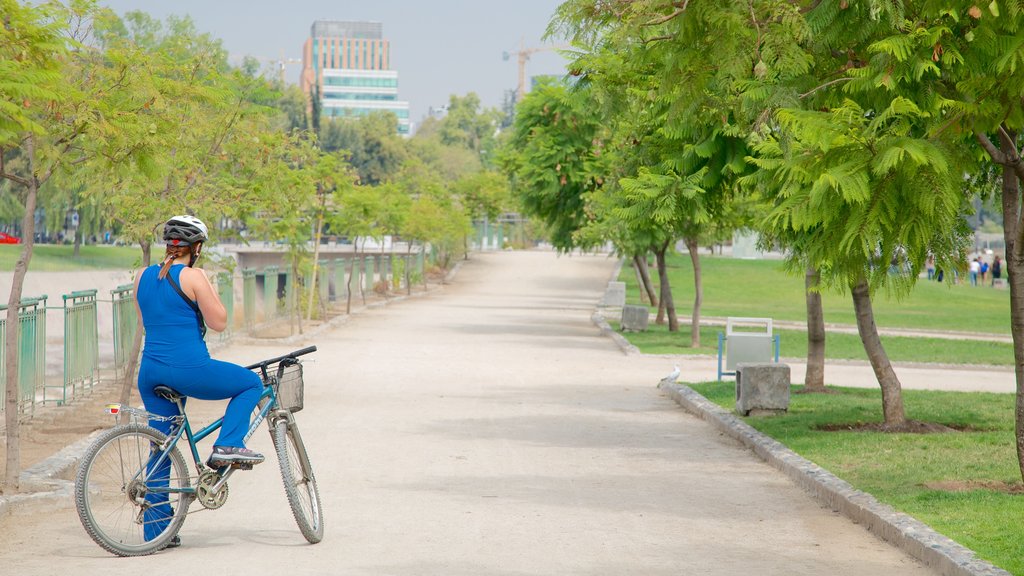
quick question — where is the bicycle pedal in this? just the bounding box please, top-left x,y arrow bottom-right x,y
232,462 -> 254,471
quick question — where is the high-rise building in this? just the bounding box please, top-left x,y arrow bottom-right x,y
301,20 -> 411,135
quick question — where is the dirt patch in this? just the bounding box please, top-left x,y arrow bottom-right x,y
0,380 -> 122,475
815,420 -> 980,433
923,480 -> 1024,494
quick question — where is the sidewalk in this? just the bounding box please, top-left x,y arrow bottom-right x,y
0,251 -> 988,575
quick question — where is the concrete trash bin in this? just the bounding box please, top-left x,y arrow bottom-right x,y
621,305 -> 649,332
602,281 -> 626,307
735,363 -> 790,416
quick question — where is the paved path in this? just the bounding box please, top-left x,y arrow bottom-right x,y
0,251 -> 934,575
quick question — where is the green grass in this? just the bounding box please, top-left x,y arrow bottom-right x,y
611,321 -> 1014,366
0,245 -> 141,271
621,254 -> 1011,335
690,382 -> 1024,575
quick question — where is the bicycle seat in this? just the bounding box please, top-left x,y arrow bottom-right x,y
153,385 -> 184,402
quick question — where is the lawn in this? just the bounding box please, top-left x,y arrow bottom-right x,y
619,254 -> 1011,335
0,245 -> 141,271
690,382 -> 1024,575
610,320 -> 1014,366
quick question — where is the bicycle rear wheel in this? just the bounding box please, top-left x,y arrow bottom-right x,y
272,418 -> 324,543
75,424 -> 192,556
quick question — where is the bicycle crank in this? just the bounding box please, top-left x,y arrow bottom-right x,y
195,470 -> 229,509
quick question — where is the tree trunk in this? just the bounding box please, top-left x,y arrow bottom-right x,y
633,253 -> 658,307
995,127 -> 1024,482
684,236 -> 701,347
307,209 -> 324,322
851,279 -> 906,426
406,244 -> 413,295
118,240 -> 152,410
3,137 -> 40,493
346,256 -> 355,315
73,225 -> 82,258
804,266 -> 827,391
654,239 -> 678,333
293,259 -> 303,335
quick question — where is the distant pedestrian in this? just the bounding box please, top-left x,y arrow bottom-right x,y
969,257 -> 980,286
992,256 -> 1002,286
926,255 -> 936,280
980,259 -> 989,284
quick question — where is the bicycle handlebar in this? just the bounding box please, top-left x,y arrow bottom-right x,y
245,345 -> 317,370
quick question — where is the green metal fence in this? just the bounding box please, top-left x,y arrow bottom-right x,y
363,256 -> 373,295
263,265 -> 279,322
111,284 -> 137,376
59,289 -> 99,405
243,268 -> 256,333
0,296 -> 47,415
0,248 -> 447,418
217,271 -> 233,339
284,269 -> 295,317
393,255 -> 405,291
332,258 -> 348,301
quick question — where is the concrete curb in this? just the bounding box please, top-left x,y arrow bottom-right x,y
656,382 -> 1009,576
591,257 -> 646,356
0,430 -> 103,521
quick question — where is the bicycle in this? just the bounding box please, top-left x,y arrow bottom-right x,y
74,346 -> 323,556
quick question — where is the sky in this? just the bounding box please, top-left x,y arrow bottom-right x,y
96,0 -> 572,127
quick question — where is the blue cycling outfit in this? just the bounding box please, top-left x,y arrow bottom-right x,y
135,263 -> 262,540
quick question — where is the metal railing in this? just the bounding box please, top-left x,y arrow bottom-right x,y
217,271 -> 233,341
58,289 -> 100,405
263,265 -> 279,323
1,247 -> 437,417
0,296 -> 47,416
111,284 -> 137,377
243,268 -> 256,332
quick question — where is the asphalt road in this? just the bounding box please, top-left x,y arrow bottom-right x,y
0,250 -> 933,575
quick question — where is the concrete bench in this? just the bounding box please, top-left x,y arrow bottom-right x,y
717,317 -> 780,381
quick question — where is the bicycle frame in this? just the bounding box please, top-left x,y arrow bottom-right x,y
138,382 -> 288,500
76,345 -> 319,555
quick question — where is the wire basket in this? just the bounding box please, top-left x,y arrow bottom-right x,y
276,362 -> 304,412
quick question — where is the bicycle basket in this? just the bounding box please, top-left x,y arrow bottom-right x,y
276,362 -> 304,412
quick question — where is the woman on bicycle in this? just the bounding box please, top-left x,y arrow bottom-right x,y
134,215 -> 265,540
134,215 -> 265,543
135,215 -> 266,468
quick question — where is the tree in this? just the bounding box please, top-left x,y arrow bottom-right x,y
848,0 -> 1024,474
550,1 -> 783,344
438,93 -> 502,156
749,98 -> 971,427
318,111 -> 406,185
85,10 -> 296,405
501,80 -> 607,251
0,0 -> 158,491
451,170 -> 511,255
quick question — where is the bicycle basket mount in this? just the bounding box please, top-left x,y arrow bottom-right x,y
277,362 -> 304,412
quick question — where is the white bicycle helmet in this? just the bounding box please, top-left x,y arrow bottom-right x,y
163,215 -> 208,246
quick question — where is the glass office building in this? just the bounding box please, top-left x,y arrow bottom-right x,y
301,21 -> 411,135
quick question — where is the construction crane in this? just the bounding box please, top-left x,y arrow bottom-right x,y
502,40 -> 566,103
275,51 -> 302,85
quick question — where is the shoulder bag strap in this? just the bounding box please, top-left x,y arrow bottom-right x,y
165,271 -> 207,339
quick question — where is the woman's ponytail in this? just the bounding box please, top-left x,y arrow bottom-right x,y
157,245 -> 191,280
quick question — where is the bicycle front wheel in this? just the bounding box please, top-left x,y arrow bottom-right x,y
75,424 -> 192,556
272,418 -> 324,543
